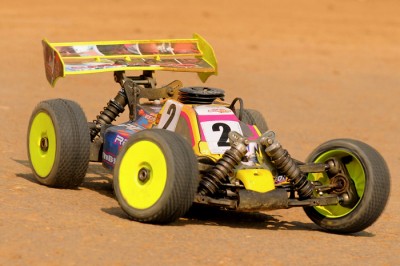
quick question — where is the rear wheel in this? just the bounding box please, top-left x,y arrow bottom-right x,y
304,139 -> 390,233
113,129 -> 199,224
241,109 -> 268,133
27,99 -> 90,188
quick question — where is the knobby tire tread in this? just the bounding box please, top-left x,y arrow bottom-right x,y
241,109 -> 268,133
304,139 -> 390,234
29,99 -> 90,188
115,129 -> 199,224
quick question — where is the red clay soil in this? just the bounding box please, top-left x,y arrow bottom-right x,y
1,0 -> 399,265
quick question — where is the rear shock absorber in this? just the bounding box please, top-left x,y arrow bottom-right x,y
260,131 -> 314,199
90,89 -> 128,141
198,132 -> 249,196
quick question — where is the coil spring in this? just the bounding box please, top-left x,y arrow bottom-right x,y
90,90 -> 127,140
261,132 -> 314,199
198,132 -> 248,196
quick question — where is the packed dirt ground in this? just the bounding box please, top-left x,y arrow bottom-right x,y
1,0 -> 399,265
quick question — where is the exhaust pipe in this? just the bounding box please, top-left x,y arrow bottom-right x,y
237,189 -> 289,211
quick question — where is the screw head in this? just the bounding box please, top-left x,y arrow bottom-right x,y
40,137 -> 49,152
138,168 -> 150,183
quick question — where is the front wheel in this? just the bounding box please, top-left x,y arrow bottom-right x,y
113,129 -> 199,224
304,139 -> 390,233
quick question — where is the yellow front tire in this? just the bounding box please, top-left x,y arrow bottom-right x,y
113,129 -> 199,224
304,139 -> 390,233
27,99 -> 90,188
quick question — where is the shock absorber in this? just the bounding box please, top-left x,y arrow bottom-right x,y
260,131 -> 314,199
198,132 -> 249,196
90,89 -> 127,141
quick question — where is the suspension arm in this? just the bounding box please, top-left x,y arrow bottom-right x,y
298,162 -> 328,173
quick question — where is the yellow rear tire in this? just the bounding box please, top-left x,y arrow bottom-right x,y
27,99 -> 90,188
241,109 -> 268,134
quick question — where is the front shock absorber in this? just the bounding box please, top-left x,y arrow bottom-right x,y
198,132 -> 249,196
90,89 -> 128,141
260,131 -> 314,199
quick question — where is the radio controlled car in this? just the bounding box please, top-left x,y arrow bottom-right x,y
27,34 -> 390,234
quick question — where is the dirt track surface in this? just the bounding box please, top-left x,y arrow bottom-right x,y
1,0 -> 399,265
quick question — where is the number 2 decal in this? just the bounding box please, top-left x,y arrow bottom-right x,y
212,123 -> 231,147
157,100 -> 183,131
162,104 -> 176,129
200,120 -> 243,154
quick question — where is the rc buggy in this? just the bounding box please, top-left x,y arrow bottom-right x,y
27,34 -> 390,233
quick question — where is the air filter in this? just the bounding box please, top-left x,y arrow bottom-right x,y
178,87 -> 225,104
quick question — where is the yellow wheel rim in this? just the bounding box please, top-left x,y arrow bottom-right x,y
118,140 -> 167,209
308,150 -> 366,218
28,112 -> 57,178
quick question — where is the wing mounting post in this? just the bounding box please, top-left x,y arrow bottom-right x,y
122,79 -> 139,121
114,70 -> 155,88
114,70 -> 155,121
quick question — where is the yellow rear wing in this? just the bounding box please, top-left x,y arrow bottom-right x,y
42,34 -> 218,87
